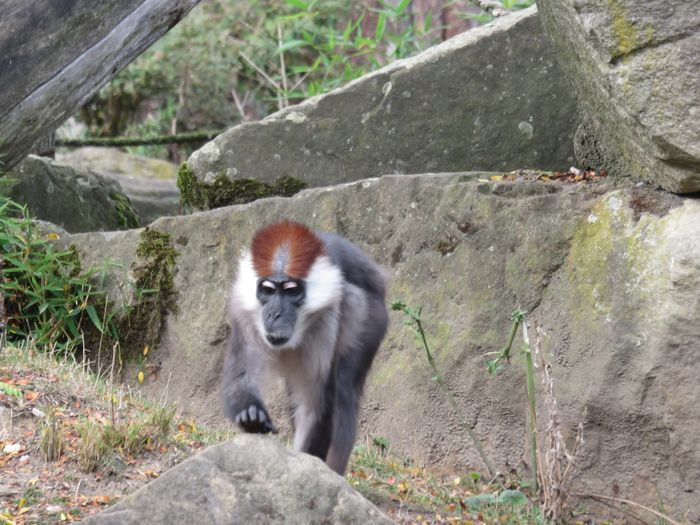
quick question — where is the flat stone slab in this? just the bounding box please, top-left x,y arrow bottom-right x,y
188,7 -> 578,190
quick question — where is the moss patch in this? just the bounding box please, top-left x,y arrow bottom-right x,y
108,191 -> 140,229
177,163 -> 306,211
119,228 -> 179,360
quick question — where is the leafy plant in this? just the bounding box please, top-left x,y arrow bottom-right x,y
0,381 -> 22,398
485,310 -> 537,489
0,197 -> 118,356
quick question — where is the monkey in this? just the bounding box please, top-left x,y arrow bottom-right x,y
221,221 -> 388,475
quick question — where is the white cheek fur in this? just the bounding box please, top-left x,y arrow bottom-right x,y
302,255 -> 343,314
231,251 -> 259,314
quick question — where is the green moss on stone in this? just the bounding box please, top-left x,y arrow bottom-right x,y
177,163 -> 207,210
109,191 -> 140,229
177,163 -> 307,211
273,175 -> 307,197
119,228 -> 179,360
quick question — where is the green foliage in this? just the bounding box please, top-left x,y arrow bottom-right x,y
0,197 -> 118,355
485,308 -> 526,374
0,381 -> 22,398
77,0 -> 440,159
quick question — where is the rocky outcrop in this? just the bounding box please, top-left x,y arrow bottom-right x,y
0,0 -> 199,170
537,0 -> 700,193
4,155 -> 139,233
57,147 -> 179,224
187,7 -> 578,198
59,173 -> 699,521
83,435 -> 393,525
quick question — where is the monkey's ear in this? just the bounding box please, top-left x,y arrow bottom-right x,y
303,255 -> 343,313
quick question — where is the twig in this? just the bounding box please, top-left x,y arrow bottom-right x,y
277,24 -> 289,108
239,51 -> 284,111
391,301 -> 498,480
230,89 -> 251,122
574,493 -> 683,525
522,320 -> 539,493
109,342 -> 118,426
158,372 -> 173,407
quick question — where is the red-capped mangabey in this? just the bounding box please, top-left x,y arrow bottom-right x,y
221,221 -> 388,475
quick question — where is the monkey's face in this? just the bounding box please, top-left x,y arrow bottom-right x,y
256,275 -> 306,348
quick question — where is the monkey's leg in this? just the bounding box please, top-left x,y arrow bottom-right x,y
326,297 -> 388,474
294,373 -> 336,462
325,357 -> 361,475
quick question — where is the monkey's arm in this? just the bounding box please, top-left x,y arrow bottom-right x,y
221,325 -> 277,434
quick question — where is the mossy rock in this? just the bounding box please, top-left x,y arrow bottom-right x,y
177,164 -> 306,211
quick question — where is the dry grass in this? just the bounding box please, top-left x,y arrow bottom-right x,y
532,323 -> 584,521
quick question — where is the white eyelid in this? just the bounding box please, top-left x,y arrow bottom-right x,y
282,281 -> 298,290
261,280 -> 276,289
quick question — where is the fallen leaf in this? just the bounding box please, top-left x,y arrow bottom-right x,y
137,371 -> 144,384
92,495 -> 112,505
24,390 -> 40,402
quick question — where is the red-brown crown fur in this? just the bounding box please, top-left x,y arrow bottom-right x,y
250,222 -> 325,279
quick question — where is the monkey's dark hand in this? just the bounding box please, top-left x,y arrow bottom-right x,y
234,402 -> 278,434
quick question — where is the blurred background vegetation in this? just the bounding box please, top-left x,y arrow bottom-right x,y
74,0 -> 533,162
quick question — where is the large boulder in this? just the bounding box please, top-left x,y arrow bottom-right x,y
83,435 -> 393,525
537,0 -> 700,193
60,174 -> 699,520
4,155 -> 139,233
0,0 -> 199,170
57,147 -> 179,224
186,7 -> 578,198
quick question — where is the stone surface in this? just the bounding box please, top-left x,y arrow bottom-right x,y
60,174 -> 699,520
57,147 -> 179,224
188,7 -> 577,192
4,155 -> 139,233
82,435 -> 393,525
0,0 -> 199,170
537,0 -> 700,193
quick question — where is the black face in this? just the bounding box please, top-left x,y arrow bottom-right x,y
256,275 -> 306,347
